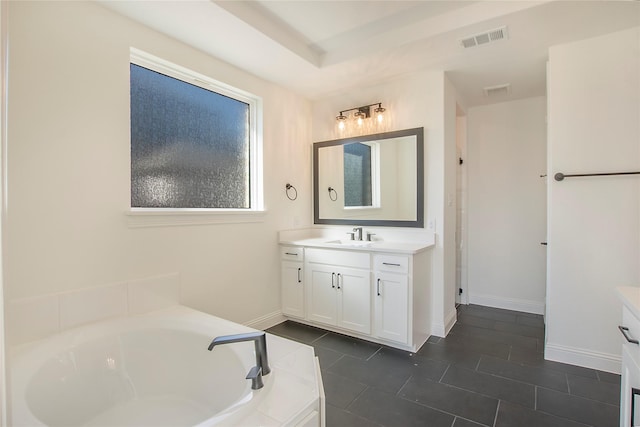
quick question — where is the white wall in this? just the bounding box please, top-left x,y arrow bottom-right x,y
546,27 -> 640,373
311,71 -> 459,336
467,97 -> 547,314
5,2 -> 312,326
0,1 -> 6,424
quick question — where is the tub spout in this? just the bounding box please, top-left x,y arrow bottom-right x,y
207,331 -> 271,377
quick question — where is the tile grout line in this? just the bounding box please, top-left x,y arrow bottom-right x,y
309,331 -> 329,345
492,400 -> 501,427
395,392 -> 494,427
325,354 -> 344,371
396,374 -> 414,396
366,346 -> 383,362
533,383 -> 621,408
343,384 -> 369,412
439,362 -> 452,383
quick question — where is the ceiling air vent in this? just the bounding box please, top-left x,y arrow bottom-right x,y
483,84 -> 511,97
460,26 -> 508,49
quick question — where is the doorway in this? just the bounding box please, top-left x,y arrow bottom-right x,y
455,109 -> 468,305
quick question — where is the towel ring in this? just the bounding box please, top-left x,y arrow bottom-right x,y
328,187 -> 338,201
285,183 -> 298,201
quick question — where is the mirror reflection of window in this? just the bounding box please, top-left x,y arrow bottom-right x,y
344,143 -> 372,207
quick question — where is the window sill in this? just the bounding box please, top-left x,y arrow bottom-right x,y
126,209 -> 267,228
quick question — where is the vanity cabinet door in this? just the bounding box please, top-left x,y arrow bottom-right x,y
374,272 -> 409,344
307,264 -> 338,327
620,305 -> 640,427
336,267 -> 371,335
306,263 -> 371,334
621,344 -> 640,427
282,261 -> 304,319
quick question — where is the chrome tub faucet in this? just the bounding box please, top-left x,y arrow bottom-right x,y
208,331 -> 271,389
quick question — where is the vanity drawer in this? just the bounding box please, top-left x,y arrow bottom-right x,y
305,248 -> 370,269
374,254 -> 409,274
281,246 -> 304,262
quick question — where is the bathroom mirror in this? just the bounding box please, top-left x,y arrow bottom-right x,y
313,127 -> 424,228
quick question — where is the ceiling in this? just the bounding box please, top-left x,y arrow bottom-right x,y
100,0 -> 640,108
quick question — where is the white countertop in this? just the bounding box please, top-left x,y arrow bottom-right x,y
278,227 -> 435,254
279,236 -> 434,254
617,286 -> 640,319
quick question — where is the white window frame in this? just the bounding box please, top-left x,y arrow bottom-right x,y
127,48 -> 264,227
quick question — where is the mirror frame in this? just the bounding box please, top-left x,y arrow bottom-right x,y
313,127 -> 424,228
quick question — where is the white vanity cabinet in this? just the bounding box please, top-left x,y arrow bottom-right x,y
305,248 -> 371,335
616,287 -> 640,427
279,237 -> 432,352
281,246 -> 305,319
373,254 -> 410,345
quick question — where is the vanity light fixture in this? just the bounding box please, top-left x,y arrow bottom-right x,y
336,103 -> 386,129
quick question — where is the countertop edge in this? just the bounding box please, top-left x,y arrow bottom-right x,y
278,239 -> 435,255
617,286 -> 640,320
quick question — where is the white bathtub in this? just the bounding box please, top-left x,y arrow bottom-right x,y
9,306 -> 323,427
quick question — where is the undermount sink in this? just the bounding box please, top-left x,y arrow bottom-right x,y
325,239 -> 374,247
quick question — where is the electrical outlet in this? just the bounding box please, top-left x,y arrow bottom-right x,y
427,219 -> 436,231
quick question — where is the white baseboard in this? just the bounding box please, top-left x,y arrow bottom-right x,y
468,293 -> 545,315
545,342 -> 621,374
244,310 -> 286,331
431,308 -> 458,338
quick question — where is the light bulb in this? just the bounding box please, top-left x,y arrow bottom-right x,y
338,120 -> 345,130
357,116 -> 363,126
374,105 -> 385,123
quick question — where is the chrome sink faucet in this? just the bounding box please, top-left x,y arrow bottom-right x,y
353,227 -> 363,241
208,331 -> 271,389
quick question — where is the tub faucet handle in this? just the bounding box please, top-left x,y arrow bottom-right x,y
246,366 -> 264,390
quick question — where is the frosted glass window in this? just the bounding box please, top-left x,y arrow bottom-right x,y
344,143 -> 372,207
130,64 -> 251,209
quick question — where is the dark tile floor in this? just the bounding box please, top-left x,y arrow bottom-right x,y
266,304 -> 621,427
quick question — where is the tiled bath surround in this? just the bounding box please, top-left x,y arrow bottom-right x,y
7,273 -> 180,345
